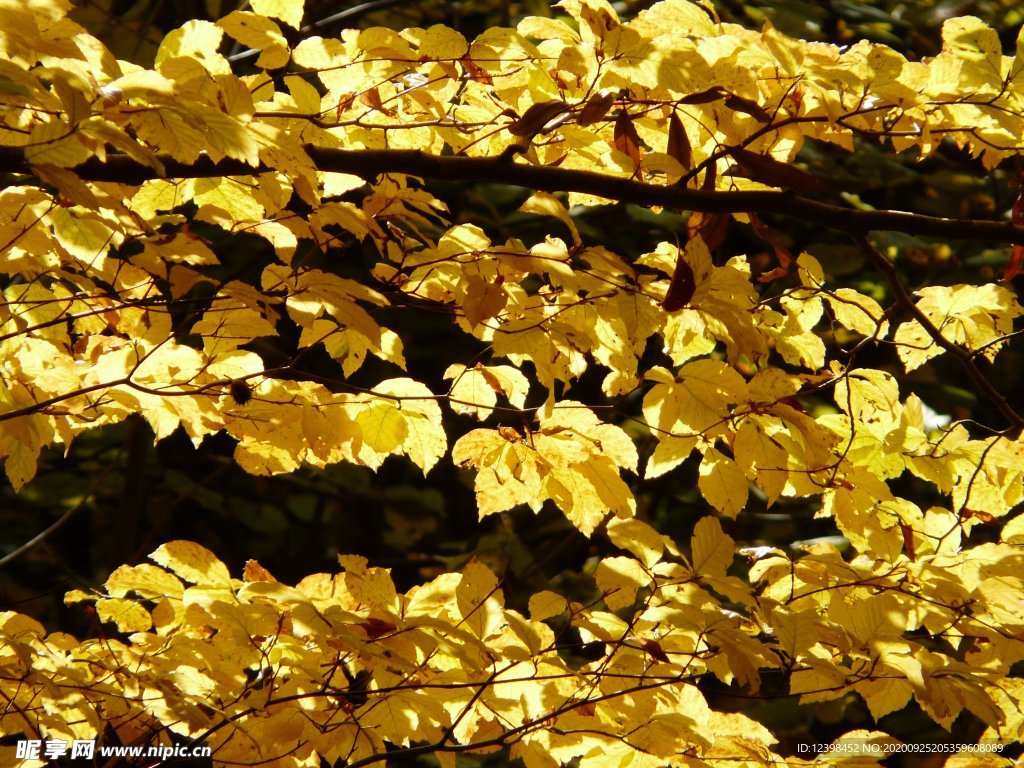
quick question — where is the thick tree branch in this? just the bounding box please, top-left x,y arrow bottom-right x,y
3,147 -> 1024,245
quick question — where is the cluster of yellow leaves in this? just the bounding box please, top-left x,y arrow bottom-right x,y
1,0 -> 1022,523
453,401 -> 637,534
0,239 -> 442,485
2,0 -> 1024,766
0,539 -> 789,768
3,521 -> 1022,767
894,284 -> 1024,372
3,0 -> 1024,185
750,536 -> 1024,735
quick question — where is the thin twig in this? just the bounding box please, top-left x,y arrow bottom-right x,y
228,0 -> 409,62
852,234 -> 1024,432
0,462 -> 116,568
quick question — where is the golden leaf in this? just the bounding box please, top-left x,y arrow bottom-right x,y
150,541 -> 232,586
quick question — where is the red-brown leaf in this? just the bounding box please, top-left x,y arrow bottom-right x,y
1006,245 -> 1024,281
667,111 -> 691,170
613,110 -> 642,168
459,54 -> 493,84
243,559 -> 277,582
578,91 -> 616,126
509,100 -> 571,136
701,157 -> 717,191
900,524 -> 916,561
727,146 -> 826,194
750,213 -> 794,283
679,86 -> 729,105
724,93 -> 772,122
358,87 -> 394,116
688,211 -> 729,253
361,617 -> 397,639
641,639 -> 671,663
662,251 -> 696,311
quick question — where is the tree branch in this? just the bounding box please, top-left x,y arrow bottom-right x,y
3,147 -> 1024,246
0,461 -> 114,568
853,235 -> 1024,432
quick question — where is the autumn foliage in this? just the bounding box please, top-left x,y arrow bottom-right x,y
1,0 -> 1024,766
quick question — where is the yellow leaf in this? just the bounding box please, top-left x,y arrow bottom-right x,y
595,556 -> 650,610
197,112 -> 260,166
94,598 -> 152,633
643,361 -> 747,436
194,176 -> 264,222
461,272 -> 508,327
453,402 -> 635,531
0,612 -> 46,638
444,363 -> 529,420
645,434 -> 698,479
698,448 -> 749,518
690,516 -> 734,579
340,555 -> 399,611
251,0 -> 305,30
542,400 -> 638,472
606,517 -> 674,568
894,285 -> 1023,372
456,558 -> 504,639
131,108 -> 209,164
519,191 -> 581,247
156,20 -> 229,79
856,678 -> 915,720
217,11 -> 290,69
528,590 -> 568,621
46,207 -> 123,270
452,428 -> 545,516
770,607 -> 819,659
310,201 -> 377,240
824,470 -> 904,561
24,119 -> 91,167
408,24 -> 469,60
942,16 -> 1002,88
323,172 -> 366,197
356,403 -> 408,454
105,564 -> 184,600
827,288 -> 889,338
300,317 -> 399,378
191,292 -> 277,355
790,660 -> 847,699
364,378 -> 446,473
168,665 -> 218,698
142,231 -> 217,267
1002,513 -> 1024,544
732,420 -> 789,505
774,296 -> 826,370
628,0 -> 715,38
545,459 -> 634,535
150,541 -> 232,586
78,118 -> 164,174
